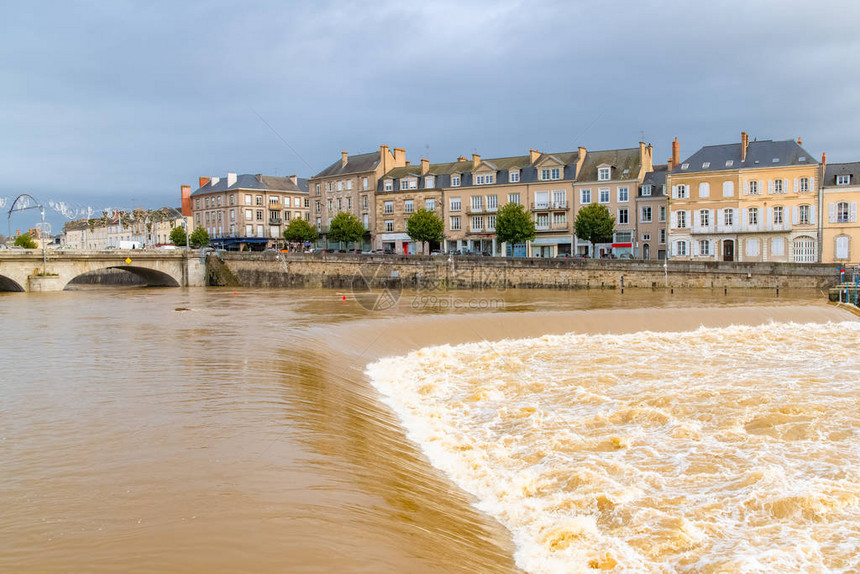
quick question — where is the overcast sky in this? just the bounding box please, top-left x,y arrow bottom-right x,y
2,0 -> 859,222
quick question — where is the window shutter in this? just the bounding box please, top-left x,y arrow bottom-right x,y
671,185 -> 678,199
836,236 -> 849,260
792,206 -> 799,225
672,241 -> 678,257
741,208 -> 748,231
851,202 -> 858,223
829,203 -> 837,223
768,180 -> 774,194
691,240 -> 699,256
759,180 -> 764,195
810,205 -> 816,224
766,207 -> 773,230
809,177 -> 815,190
671,211 -> 677,229
783,179 -> 788,193
794,178 -> 799,193
743,181 -> 749,195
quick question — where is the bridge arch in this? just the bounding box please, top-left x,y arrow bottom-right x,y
64,265 -> 181,289
0,273 -> 25,292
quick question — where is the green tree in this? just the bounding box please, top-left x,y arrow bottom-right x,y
495,203 -> 536,253
14,233 -> 37,249
190,226 -> 210,248
328,212 -> 365,248
170,225 -> 187,247
574,203 -> 615,257
406,208 -> 443,253
283,218 -> 319,246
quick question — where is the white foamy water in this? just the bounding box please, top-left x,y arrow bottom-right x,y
367,321 -> 860,573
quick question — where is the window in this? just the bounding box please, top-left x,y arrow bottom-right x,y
659,206 -> 666,222
384,180 -> 393,191
471,216 -> 483,231
362,195 -> 368,209
541,168 -> 561,180
597,167 -> 610,181
837,201 -> 850,223
362,214 -> 368,227
748,208 -> 758,225
451,175 -> 461,187
509,170 -> 520,183
553,212 -> 566,225
700,209 -> 710,227
598,188 -> 610,203
337,181 -> 343,191
404,200 -> 414,214
245,209 -> 253,220
837,175 -> 851,186
799,205 -> 811,225
580,189 -> 591,204
698,183 -> 709,198
676,241 -> 688,256
660,229 -> 666,244
772,238 -> 784,256
618,187 -> 629,202
487,195 -> 498,210
304,198 -> 309,208
774,206 -> 784,225
362,178 -> 368,191
400,179 -> 408,191
471,196 -> 483,211
256,210 -> 264,221
677,211 -> 687,228
315,201 -> 321,213
641,184 -> 652,196
774,179 -> 783,193
618,208 -> 629,224
269,196 -> 280,205
450,216 -> 461,230
409,178 -> 417,189
723,205 -> 734,223
217,196 -> 222,206
615,231 -> 632,243
746,238 -> 760,256
383,201 -> 393,214
641,206 -> 652,222
230,194 -> 236,205
536,214 -> 549,228
230,209 -> 235,221
748,181 -> 759,195
676,185 -> 688,199
337,198 -> 342,211
700,240 -> 710,256
385,220 -> 394,232
205,197 -> 210,208
245,194 -> 252,206
800,177 -> 809,192
642,233 -> 651,241
425,198 -> 435,211
836,236 -> 850,259
702,162 -> 710,169
316,184 -> 321,195
508,193 -> 520,205
681,163 -> 689,170
487,214 -> 496,230
450,197 -> 461,211
725,160 -> 734,167
256,195 -> 263,206
425,176 -> 435,188
475,174 -> 494,185
347,180 -> 353,190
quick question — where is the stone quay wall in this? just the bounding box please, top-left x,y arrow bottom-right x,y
209,253 -> 841,291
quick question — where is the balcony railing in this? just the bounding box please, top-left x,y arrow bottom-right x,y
535,222 -> 569,231
531,201 -> 568,211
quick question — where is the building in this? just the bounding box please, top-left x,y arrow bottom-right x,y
190,173 -> 309,250
62,208 -> 190,249
637,163 -> 669,260
573,143 -> 654,258
375,159 -> 443,254
309,145 -> 407,249
667,133 -> 819,262
821,159 -> 860,264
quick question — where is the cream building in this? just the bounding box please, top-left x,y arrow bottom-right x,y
821,160 -> 860,264
191,173 -> 309,250
667,133 -> 819,262
376,159 -> 443,253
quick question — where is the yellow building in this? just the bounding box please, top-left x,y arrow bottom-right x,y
667,133 -> 819,262
821,160 -> 860,264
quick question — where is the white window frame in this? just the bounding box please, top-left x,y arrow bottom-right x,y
618,187 -> 629,202
451,175 -> 461,187
597,167 -> 610,181
580,189 -> 591,204
837,175 -> 850,186
449,216 -> 461,230
509,170 -> 520,183
598,188 -> 610,204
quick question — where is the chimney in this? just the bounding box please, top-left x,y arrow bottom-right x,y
458,155 -> 468,162
798,137 -> 803,145
472,154 -> 481,167
289,174 -> 298,185
380,144 -> 390,172
341,151 -> 348,167
420,158 -> 430,175
210,176 -> 220,185
672,137 -> 680,169
256,174 -> 263,183
643,143 -> 654,173
393,147 -> 406,167
529,148 -> 541,163
180,185 -> 192,216
199,176 -> 210,188
405,160 -> 411,166
822,152 -> 827,166
741,132 -> 749,162
226,172 -> 237,186
667,157 -> 674,170
575,146 -> 587,178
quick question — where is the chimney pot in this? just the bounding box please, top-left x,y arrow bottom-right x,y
226,172 -> 237,186
741,132 -> 749,162
671,137 -> 680,169
341,151 -> 348,166
458,155 -> 467,162
420,158 -> 430,175
472,153 -> 481,167
529,148 -> 541,163
797,137 -> 802,145
822,152 -> 827,164
198,176 -> 210,188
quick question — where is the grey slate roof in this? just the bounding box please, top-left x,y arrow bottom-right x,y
823,161 -> 860,187
313,151 -> 380,178
672,139 -> 816,174
575,148 -> 641,182
640,164 -> 668,196
191,174 -> 308,196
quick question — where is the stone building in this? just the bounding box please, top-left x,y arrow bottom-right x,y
637,164 -> 669,260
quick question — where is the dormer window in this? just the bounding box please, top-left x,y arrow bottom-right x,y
475,174 -> 495,185
799,156 -> 807,161
425,175 -> 435,188
702,162 -> 710,169
772,158 -> 780,163
837,174 -> 851,185
541,168 -> 561,181
509,170 -> 520,183
681,163 -> 689,170
597,167 -> 611,181
641,184 -> 652,196
384,180 -> 393,191
400,179 -> 408,191
451,175 -> 461,187
725,160 -> 734,167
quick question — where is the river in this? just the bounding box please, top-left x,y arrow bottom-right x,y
0,286 -> 856,573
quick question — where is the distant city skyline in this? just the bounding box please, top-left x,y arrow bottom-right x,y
3,0 -> 859,229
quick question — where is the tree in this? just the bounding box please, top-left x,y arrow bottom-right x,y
190,226 -> 210,248
170,225 -> 187,247
283,218 -> 319,246
495,203 -> 536,253
14,233 -> 37,249
328,212 -> 365,248
406,208 -> 443,253
574,203 -> 615,257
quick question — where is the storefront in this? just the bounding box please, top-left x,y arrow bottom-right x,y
379,233 -> 413,254
530,237 -> 572,258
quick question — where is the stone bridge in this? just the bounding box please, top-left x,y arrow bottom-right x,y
0,250 -> 207,292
